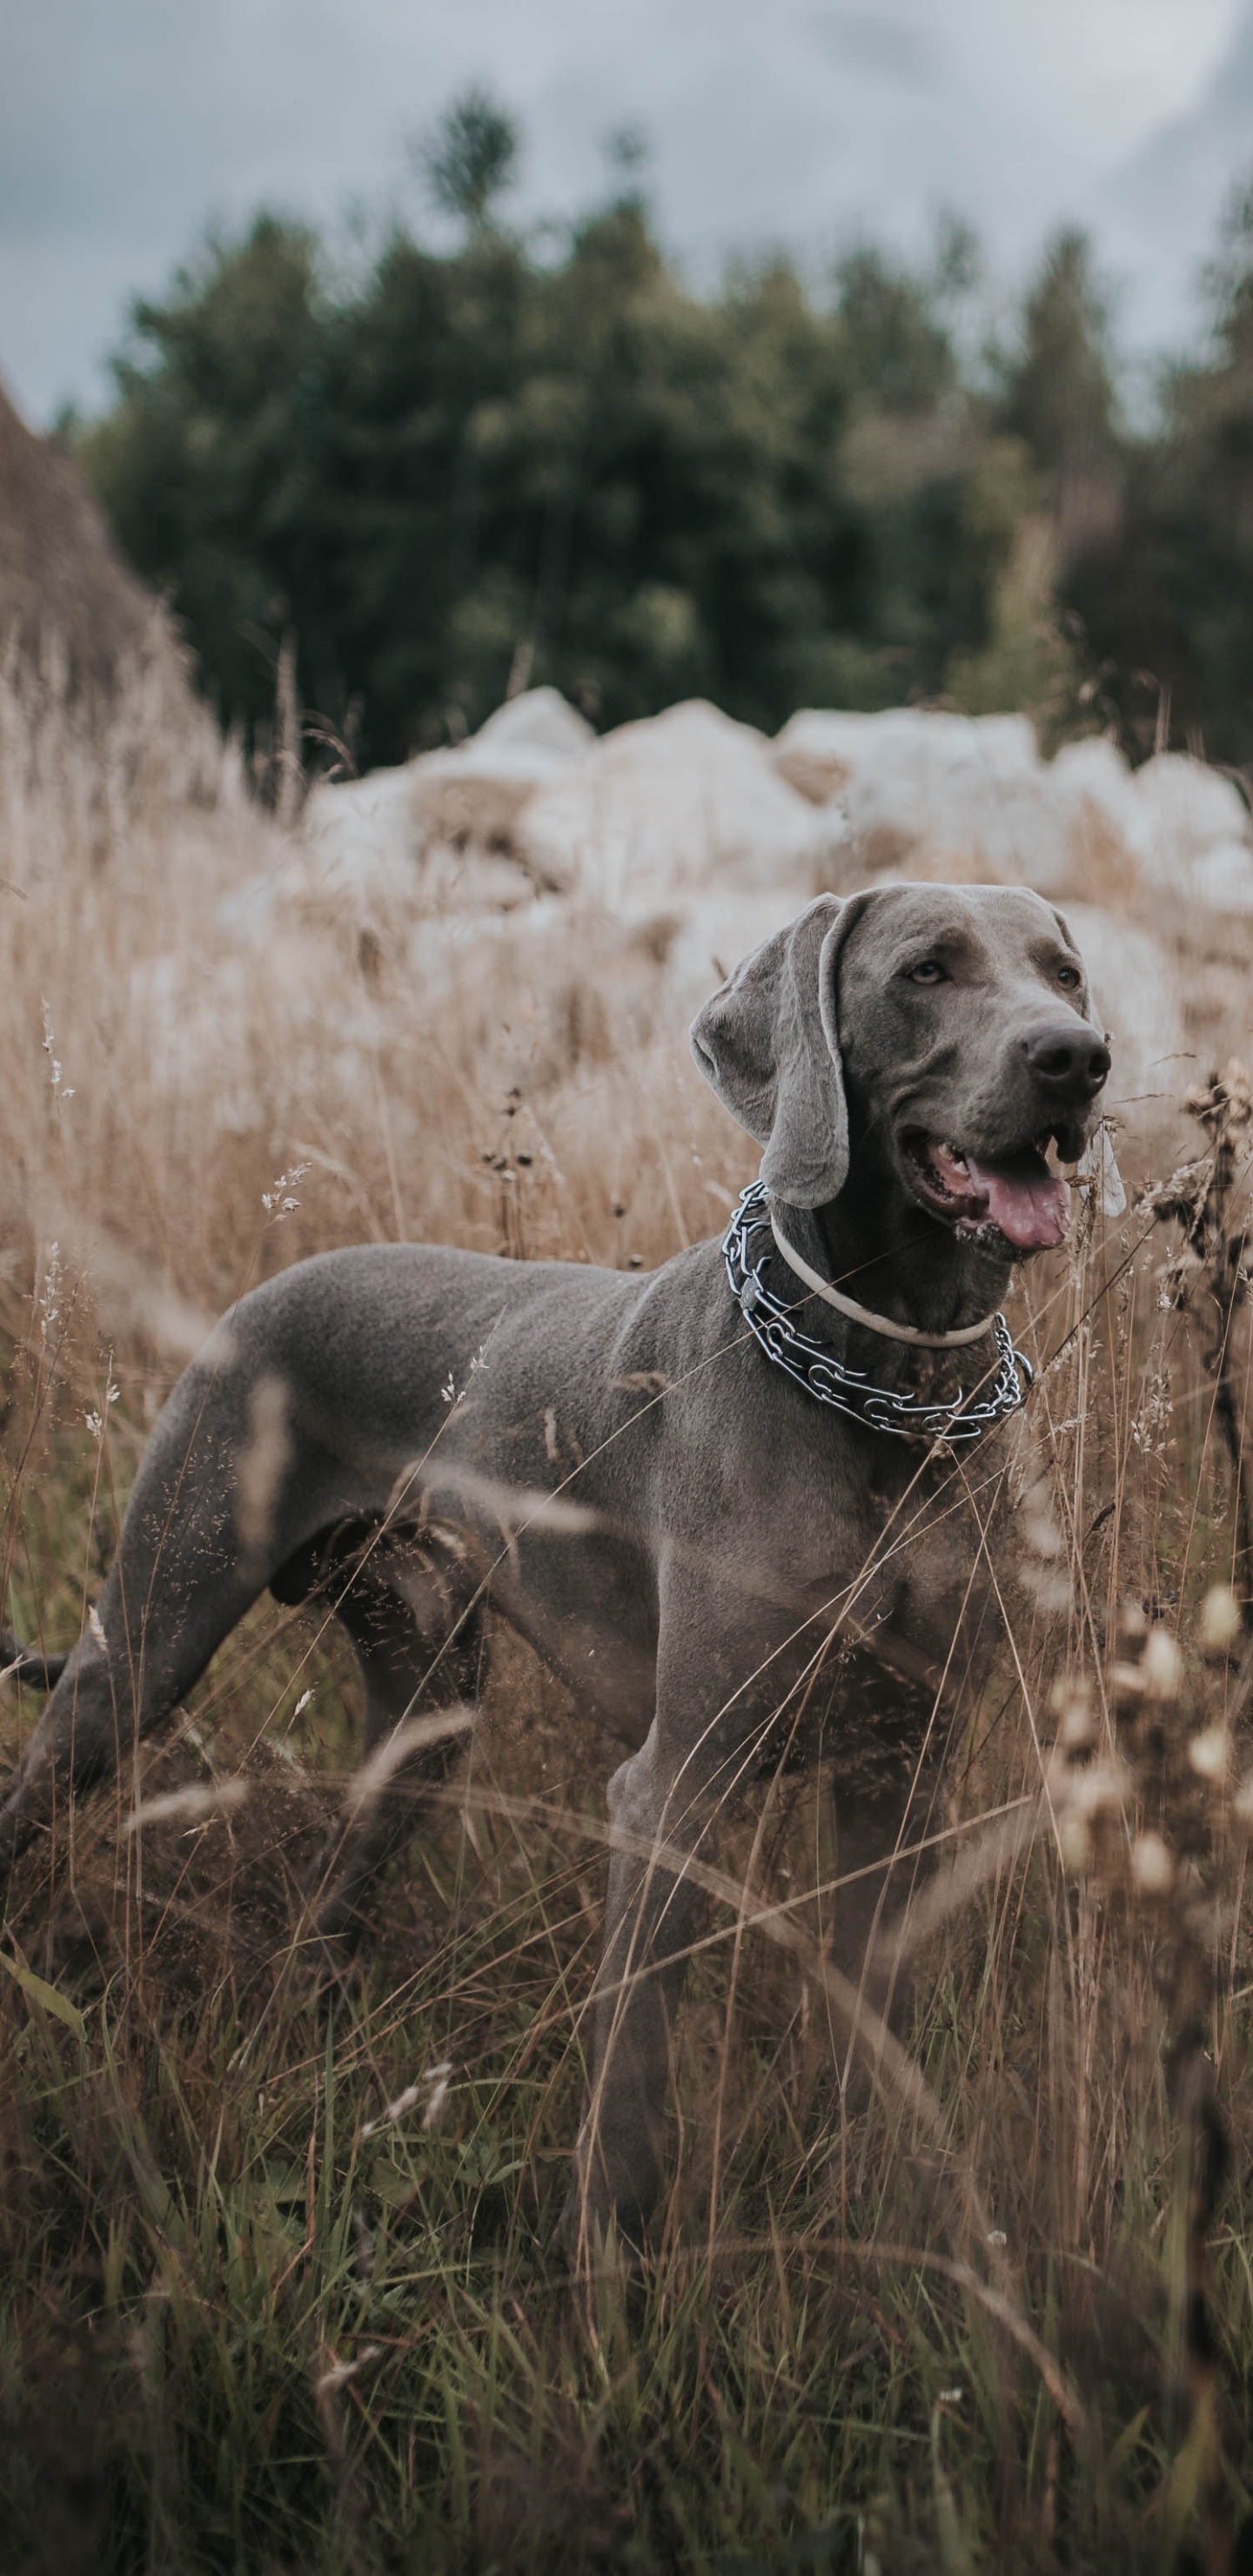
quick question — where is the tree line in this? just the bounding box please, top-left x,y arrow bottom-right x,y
75,91 -> 1253,773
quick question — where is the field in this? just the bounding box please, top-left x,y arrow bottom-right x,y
4,649 -> 1253,2575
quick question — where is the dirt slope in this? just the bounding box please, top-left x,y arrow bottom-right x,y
0,375 -> 158,690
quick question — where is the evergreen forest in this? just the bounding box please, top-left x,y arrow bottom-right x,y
74,91 -> 1253,773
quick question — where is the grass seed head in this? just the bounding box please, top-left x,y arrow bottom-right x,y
1188,1723 -> 1230,1783
1130,1831 -> 1175,1897
1140,1627 -> 1185,1704
1198,1584 -> 1243,1658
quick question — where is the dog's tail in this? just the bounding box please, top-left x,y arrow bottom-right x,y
1,1629 -> 69,1692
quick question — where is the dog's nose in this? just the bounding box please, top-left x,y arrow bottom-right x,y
1022,1023 -> 1111,1102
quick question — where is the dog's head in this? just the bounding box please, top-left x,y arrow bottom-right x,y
691,885 -> 1113,1256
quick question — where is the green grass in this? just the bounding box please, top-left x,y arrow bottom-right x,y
2,1540 -> 1251,2575
0,1913 -> 1243,2576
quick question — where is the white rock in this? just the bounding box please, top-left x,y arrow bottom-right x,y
1049,734 -> 1136,830
1191,841 -> 1253,910
657,890 -> 815,1022
453,684 -> 594,773
772,708 -> 894,800
834,708 -> 1072,891
520,699 -> 834,912
773,711 -> 1253,915
296,688 -> 594,900
301,764 -> 419,885
775,706 -> 1038,791
1132,752 -> 1250,884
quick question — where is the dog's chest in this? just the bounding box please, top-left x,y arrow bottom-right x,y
781,1439 -> 1017,1675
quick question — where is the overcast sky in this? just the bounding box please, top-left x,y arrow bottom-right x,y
4,0 -> 1251,426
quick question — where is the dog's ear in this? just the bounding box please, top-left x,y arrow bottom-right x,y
690,894 -> 873,1207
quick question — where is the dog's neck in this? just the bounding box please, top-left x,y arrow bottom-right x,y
778,1156 -> 1015,1364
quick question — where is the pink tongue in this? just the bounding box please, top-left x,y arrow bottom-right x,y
963,1152 -> 1070,1251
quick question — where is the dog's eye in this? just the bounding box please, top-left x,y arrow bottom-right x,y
908,960 -> 947,985
1056,963 -> 1081,989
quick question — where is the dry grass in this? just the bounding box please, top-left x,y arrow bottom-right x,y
3,658 -> 1253,2573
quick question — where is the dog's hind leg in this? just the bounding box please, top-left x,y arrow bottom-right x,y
0,1345 -> 387,1896
290,1524 -> 486,1957
0,1555 -> 259,1894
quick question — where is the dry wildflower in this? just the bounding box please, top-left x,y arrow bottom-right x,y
1154,1246 -> 1204,1314
1049,1679 -> 1096,1752
1045,1580 -> 1253,2548
1109,1659 -> 1149,1711
345,1705 -> 475,1815
1231,1775 -> 1253,1833
1188,1723 -> 1230,1781
37,1240 -> 62,1349
1199,1584 -> 1243,1657
1058,1816 -> 1094,1875
40,997 -> 74,1102
1022,1503 -> 1063,1561
1060,1702 -> 1096,1752
1037,1575 -> 1253,2562
261,1162 -> 309,1221
1185,1058 -> 1253,1136
1129,1345 -> 1174,1457
1143,1062 -> 1253,1604
314,2345 -> 385,2399
1130,1831 -> 1174,1895
1141,1626 -> 1186,1702
1138,1160 -> 1208,1224
83,1382 -> 120,1441
360,2062 -> 453,2139
126,1779 -> 247,1834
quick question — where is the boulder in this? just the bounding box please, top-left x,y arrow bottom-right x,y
775,707 -> 1070,889
1129,752 -> 1253,902
299,686 -> 595,903
520,699 -> 836,912
774,708 -> 1253,915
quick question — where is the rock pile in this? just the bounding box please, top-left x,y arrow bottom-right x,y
289,684 -> 1253,1139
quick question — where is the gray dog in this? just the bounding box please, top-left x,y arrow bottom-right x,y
0,885 -> 1110,2251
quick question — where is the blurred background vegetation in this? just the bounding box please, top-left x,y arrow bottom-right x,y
69,89 -> 1253,773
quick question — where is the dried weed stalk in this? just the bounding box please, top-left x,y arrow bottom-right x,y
1142,1061 -> 1253,1611
1049,1589 -> 1253,2572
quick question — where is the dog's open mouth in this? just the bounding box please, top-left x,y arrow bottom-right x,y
900,1131 -> 1071,1251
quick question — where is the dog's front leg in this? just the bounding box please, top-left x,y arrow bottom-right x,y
559,1726 -> 711,2264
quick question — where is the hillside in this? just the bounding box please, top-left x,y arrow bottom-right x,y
0,374 -> 162,692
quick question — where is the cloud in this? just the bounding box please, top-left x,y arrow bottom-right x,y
0,0 -> 1247,422
809,9 -> 945,89
1099,2 -> 1253,350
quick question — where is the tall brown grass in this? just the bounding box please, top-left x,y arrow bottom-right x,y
3,654 -> 1253,2573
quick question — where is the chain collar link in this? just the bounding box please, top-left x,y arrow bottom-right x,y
722,1181 -> 1032,1449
